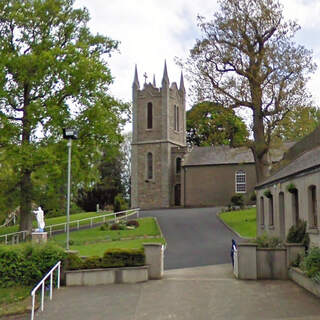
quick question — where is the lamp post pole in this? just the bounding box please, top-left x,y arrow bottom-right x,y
66,138 -> 72,251
63,127 -> 77,251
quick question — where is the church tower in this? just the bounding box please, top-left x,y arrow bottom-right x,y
131,62 -> 186,209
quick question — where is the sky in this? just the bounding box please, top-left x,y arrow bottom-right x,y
74,0 -> 320,128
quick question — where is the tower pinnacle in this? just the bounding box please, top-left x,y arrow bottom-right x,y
162,60 -> 169,85
133,64 -> 140,88
179,71 -> 185,92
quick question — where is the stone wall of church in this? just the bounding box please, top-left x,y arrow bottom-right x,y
256,170 -> 320,247
183,163 -> 257,207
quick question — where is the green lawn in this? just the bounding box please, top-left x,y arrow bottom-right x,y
0,286 -> 32,317
53,217 -> 165,256
0,211 -> 113,236
71,238 -> 166,256
219,208 -> 257,238
53,217 -> 160,245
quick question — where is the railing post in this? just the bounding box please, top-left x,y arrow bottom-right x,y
5,234 -> 7,245
41,282 -> 45,311
50,226 -> 52,237
57,263 -> 60,289
90,218 -> 93,228
77,221 -> 79,230
31,294 -> 35,320
50,272 -> 53,300
64,223 -> 67,233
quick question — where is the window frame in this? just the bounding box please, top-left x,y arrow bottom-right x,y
147,102 -> 153,129
146,152 -> 153,180
235,170 -> 246,193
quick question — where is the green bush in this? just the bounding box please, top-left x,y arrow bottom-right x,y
301,247 -> 320,279
82,256 -> 102,269
110,223 -> 125,230
64,253 -> 83,270
254,233 -> 283,248
126,220 -> 139,228
100,223 -> 109,231
114,194 -> 129,213
230,194 -> 244,207
102,248 -> 145,268
286,220 -> 310,249
249,192 -> 256,202
0,243 -> 66,287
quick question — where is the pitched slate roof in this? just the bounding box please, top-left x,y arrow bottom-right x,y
183,145 -> 254,166
256,145 -> 320,189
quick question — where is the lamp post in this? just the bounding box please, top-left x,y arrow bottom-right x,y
63,128 -> 78,250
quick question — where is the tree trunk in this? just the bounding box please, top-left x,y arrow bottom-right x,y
19,85 -> 33,233
19,170 -> 33,232
251,87 -> 270,183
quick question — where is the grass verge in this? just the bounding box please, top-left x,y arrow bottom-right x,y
0,286 -> 32,317
219,208 -> 256,238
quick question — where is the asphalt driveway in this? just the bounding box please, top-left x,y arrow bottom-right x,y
141,207 -> 241,269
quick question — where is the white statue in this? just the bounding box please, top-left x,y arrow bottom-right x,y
34,207 -> 45,232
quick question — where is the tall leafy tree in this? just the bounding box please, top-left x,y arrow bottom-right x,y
0,0 -> 127,232
182,0 -> 316,182
272,105 -> 320,142
187,101 -> 248,147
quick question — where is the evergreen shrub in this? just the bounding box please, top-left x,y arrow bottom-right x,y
0,243 -> 66,287
230,194 -> 244,207
286,220 -> 310,249
126,220 -> 139,228
255,233 -> 283,248
300,247 -> 320,280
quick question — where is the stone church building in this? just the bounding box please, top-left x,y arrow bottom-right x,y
131,63 -> 261,210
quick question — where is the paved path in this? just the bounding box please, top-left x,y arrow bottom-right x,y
141,207 -> 241,269
34,264 -> 320,320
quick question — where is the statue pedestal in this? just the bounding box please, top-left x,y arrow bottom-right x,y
32,232 -> 48,244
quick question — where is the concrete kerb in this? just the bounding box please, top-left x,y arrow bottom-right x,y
216,209 -> 253,242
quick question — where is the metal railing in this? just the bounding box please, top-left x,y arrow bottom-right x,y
0,208 -> 141,243
0,230 -> 28,245
30,261 -> 61,320
45,208 -> 140,237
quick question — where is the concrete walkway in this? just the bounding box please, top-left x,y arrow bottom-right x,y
34,264 -> 320,320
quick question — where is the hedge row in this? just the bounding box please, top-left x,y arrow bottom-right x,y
65,248 -> 145,270
0,243 -> 66,287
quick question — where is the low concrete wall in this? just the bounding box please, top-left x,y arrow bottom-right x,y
289,267 -> 320,298
235,243 -> 304,280
66,266 -> 149,286
143,243 -> 164,279
257,248 -> 287,280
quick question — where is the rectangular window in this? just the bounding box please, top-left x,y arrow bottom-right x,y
235,171 -> 246,193
174,105 -> 179,131
260,197 -> 265,226
147,102 -> 153,129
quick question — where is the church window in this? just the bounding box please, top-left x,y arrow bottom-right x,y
308,185 -> 317,228
176,157 -> 181,174
235,170 -> 246,193
174,105 -> 179,131
147,102 -> 153,129
147,152 -> 153,180
269,195 -> 274,226
260,197 -> 265,225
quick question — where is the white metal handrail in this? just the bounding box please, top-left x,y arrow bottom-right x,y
30,261 -> 61,320
0,230 -> 28,244
45,208 -> 140,236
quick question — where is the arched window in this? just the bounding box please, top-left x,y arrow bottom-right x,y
147,152 -> 153,180
260,196 -> 265,226
147,102 -> 153,129
308,185 -> 317,228
235,170 -> 246,193
176,157 -> 181,174
269,195 -> 274,226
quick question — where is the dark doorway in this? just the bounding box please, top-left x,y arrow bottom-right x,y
174,184 -> 181,206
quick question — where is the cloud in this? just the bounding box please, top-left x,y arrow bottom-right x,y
74,0 -> 320,118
